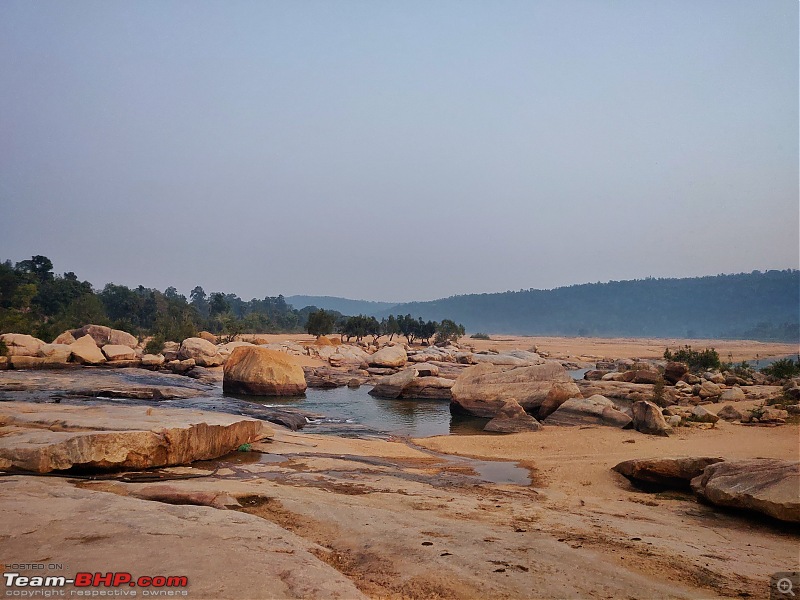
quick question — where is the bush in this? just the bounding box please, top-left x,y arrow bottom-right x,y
0,339 -> 7,356
144,335 -> 165,355
663,346 -> 720,372
470,332 -> 491,340
761,357 -> 800,380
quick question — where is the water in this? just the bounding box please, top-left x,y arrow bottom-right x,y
228,386 -> 490,438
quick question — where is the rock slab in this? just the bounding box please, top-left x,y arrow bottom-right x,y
613,456 -> 724,488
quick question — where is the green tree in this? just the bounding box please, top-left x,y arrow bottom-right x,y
306,309 -> 336,337
435,319 -> 465,345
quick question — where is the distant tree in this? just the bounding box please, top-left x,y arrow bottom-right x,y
306,309 -> 336,337
418,318 -> 437,345
382,315 -> 400,341
435,319 -> 465,345
190,286 -> 208,318
15,255 -> 54,283
208,292 -> 230,317
397,314 -> 418,344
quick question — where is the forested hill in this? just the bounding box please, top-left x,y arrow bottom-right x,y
286,296 -> 398,317
375,271 -> 800,342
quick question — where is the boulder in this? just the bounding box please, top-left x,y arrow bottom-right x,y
178,337 -> 224,367
717,404 -> 743,421
9,356 -> 49,369
450,362 -> 579,418
664,362 -> 689,384
760,407 -> 789,423
699,381 -> 723,399
140,353 -> 165,367
719,387 -> 745,402
52,331 -> 77,345
613,457 -> 724,488
0,402 -> 273,473
402,376 -> 454,399
368,369 -> 418,399
167,358 -> 196,374
69,334 -> 107,365
621,370 -> 661,385
198,330 -> 218,344
471,353 -> 544,367
538,381 -> 587,418
691,405 -> 719,424
691,459 -> 800,523
368,345 -> 408,368
484,400 -> 543,433
703,372 -> 726,384
631,400 -> 671,436
545,395 -> 632,428
584,370 -> 610,381
411,362 -> 440,377
0,333 -> 45,356
102,344 -> 137,361
71,325 -> 137,348
223,346 -> 307,396
37,343 -> 72,363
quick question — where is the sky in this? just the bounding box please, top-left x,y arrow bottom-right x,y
1,0 -> 797,303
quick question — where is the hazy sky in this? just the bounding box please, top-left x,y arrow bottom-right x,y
1,1 -> 797,302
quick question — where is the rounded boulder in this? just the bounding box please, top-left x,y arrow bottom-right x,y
223,346 -> 307,396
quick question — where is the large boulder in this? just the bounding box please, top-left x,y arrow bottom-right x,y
0,333 -> 45,356
545,395 -> 632,428
691,405 -> 719,424
52,330 -> 77,345
691,459 -> 800,523
664,362 -> 689,384
717,404 -> 744,421
71,325 -> 138,348
369,369 -> 417,399
613,457 -> 724,488
484,400 -> 543,433
102,344 -> 137,361
719,387 -> 745,402
37,343 -> 72,363
631,400 -> 671,436
368,345 -> 408,368
699,380 -> 722,399
450,362 -> 580,418
620,369 -> 661,385
178,337 -> 224,367
0,402 -> 273,473
223,346 -> 307,396
69,334 -> 107,365
369,369 -> 453,399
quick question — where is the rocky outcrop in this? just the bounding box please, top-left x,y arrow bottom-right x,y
368,345 -> 407,368
70,324 -> 138,348
70,334 -> 107,365
0,333 -> 45,356
545,395 -> 632,428
0,402 -> 273,473
223,346 -> 307,396
613,457 -> 724,488
631,400 -> 671,436
450,362 -> 580,418
484,400 -> 542,433
691,459 -> 800,523
178,337 -> 224,367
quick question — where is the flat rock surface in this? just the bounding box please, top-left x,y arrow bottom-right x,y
0,478 -> 365,599
0,402 -> 273,472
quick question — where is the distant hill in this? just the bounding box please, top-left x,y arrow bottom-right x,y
286,295 -> 398,316
374,270 -> 800,342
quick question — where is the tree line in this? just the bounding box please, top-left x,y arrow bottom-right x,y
306,310 -> 465,345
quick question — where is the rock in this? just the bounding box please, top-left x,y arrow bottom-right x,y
545,395 -> 632,428
683,373 -> 701,385
71,325 -> 138,348
0,402 -> 273,473
538,381 -> 587,418
584,370 -> 611,380
471,353 -> 543,367
691,405 -> 719,424
666,415 -> 682,427
402,376 -> 454,399
52,330 -> 77,345
37,343 -> 72,363
368,345 -> 408,368
484,400 -> 542,433
0,479 -> 366,599
717,404 -> 744,421
760,407 -> 789,423
185,366 -> 220,384
102,344 -> 137,361
450,362 -> 580,418
664,362 -> 689,384
347,378 -> 361,388
0,333 -> 45,356
613,457 -> 724,488
9,356 -> 49,369
631,400 -> 672,436
601,372 -> 625,381
198,330 -> 218,343
69,334 -> 107,365
167,358 -> 196,373
140,353 -> 165,367
699,380 -> 722,399
725,375 -> 750,386
369,369 -> 418,399
411,362 -> 440,377
703,372 -> 726,384
178,337 -> 224,367
719,387 -> 745,402
223,346 -> 307,396
691,459 -> 800,522
218,341 -> 254,358
621,370 -> 661,385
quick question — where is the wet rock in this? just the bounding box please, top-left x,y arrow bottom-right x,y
691,458 -> 800,523
451,362 -> 579,418
223,346 -> 307,396
613,457 -> 724,489
0,402 -> 273,473
546,395 -> 632,428
70,334 -> 107,365
484,400 -> 542,433
631,400 -> 672,436
368,345 -> 407,368
178,337 -> 224,367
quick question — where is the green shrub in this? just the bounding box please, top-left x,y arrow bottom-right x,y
663,346 -> 721,372
761,357 -> 800,380
144,335 -> 165,355
470,332 -> 491,340
0,339 -> 7,356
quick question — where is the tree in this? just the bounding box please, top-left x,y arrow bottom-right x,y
435,319 -> 465,345
208,292 -> 230,317
382,315 -> 400,341
189,286 -> 208,318
306,309 -> 335,337
15,255 -> 54,283
397,314 -> 418,344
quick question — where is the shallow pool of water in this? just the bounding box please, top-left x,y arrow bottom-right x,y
229,386 -> 490,438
